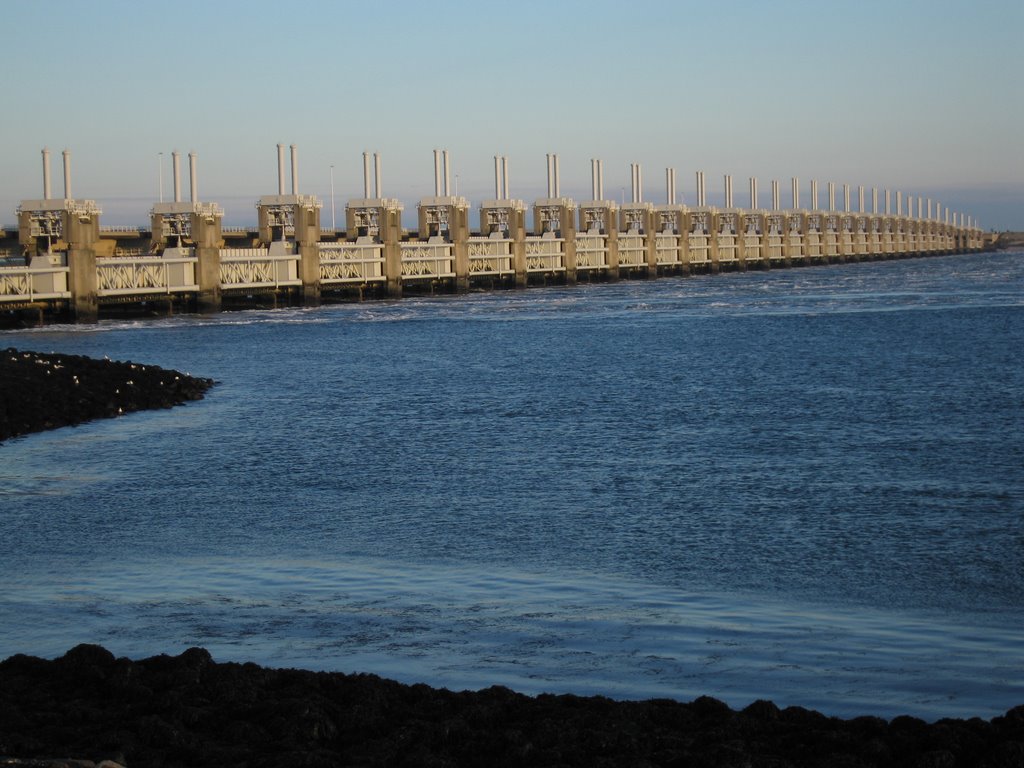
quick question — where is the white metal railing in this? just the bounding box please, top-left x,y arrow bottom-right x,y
524,236 -> 565,272
219,248 -> 300,288
319,242 -> 385,283
574,233 -> 608,270
655,233 -> 680,266
0,264 -> 70,302
618,233 -> 646,267
97,254 -> 198,296
99,225 -> 142,234
400,242 -> 454,279
467,237 -> 513,276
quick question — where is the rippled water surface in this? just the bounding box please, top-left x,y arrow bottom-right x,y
2,252 -> 1023,720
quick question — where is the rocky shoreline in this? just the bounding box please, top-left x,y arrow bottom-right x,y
0,646 -> 1021,767
0,349 -> 215,443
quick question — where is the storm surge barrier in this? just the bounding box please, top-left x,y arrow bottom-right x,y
0,146 -> 987,323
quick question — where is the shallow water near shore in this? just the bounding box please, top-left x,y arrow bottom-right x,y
2,252 -> 1023,720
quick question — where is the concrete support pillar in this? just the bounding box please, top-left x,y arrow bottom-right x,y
510,207 -> 528,288
63,210 -> 100,323
758,213 -> 771,269
561,204 -> 578,285
383,207 -> 403,298
605,209 -> 620,280
643,208 -> 658,277
678,210 -> 692,275
295,202 -> 321,306
191,211 -> 223,313
451,205 -> 470,292
781,213 -> 795,266
708,211 -> 720,274
798,211 -> 811,264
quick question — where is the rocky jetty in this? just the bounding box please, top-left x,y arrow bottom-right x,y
1,645 -> 1022,767
0,349 -> 214,442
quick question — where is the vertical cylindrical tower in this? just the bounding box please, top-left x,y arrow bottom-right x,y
189,152 -> 198,203
172,151 -> 182,203
502,156 -> 509,200
750,177 -> 758,209
363,152 -> 372,198
434,150 -> 442,196
374,153 -> 382,198
443,150 -> 451,196
771,180 -> 780,211
42,148 -> 52,200
791,177 -> 799,210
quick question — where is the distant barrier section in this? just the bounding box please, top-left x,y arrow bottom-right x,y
0,146 -> 988,323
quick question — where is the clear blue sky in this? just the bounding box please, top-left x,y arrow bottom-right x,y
1,0 -> 1021,229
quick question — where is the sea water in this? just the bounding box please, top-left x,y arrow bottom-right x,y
1,251 -> 1022,720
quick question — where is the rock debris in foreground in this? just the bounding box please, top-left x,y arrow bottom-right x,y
1,645 -> 1023,767
0,349 -> 214,442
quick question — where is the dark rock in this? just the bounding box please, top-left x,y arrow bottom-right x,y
0,646 -> 1022,768
742,699 -> 781,721
0,349 -> 215,443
